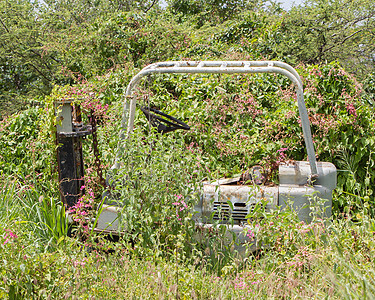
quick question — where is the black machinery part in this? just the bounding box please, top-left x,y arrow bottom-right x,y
140,107 -> 190,134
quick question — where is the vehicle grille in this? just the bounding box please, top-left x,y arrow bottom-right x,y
213,201 -> 258,222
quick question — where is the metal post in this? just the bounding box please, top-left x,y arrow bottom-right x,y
55,99 -> 92,207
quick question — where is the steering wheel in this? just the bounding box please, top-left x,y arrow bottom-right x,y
140,107 -> 190,134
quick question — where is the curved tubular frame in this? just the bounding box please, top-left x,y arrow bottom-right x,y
114,61 -> 318,177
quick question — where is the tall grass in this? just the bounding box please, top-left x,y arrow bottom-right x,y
0,179 -> 19,227
0,175 -> 67,251
2,171 -> 375,298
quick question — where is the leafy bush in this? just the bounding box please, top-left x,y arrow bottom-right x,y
108,128 -> 203,256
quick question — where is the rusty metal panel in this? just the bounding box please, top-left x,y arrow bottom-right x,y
196,183 -> 278,224
195,222 -> 257,256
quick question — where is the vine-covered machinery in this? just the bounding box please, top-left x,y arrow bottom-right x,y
56,61 -> 337,249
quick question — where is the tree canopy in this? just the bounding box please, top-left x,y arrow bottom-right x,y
0,0 -> 374,116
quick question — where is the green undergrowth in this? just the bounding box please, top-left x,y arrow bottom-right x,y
1,175 -> 375,298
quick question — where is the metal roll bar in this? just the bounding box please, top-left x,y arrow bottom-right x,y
114,61 -> 318,178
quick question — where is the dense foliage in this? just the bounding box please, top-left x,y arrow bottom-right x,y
1,0 -> 375,298
1,0 -> 374,116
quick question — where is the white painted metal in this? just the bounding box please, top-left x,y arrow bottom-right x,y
55,100 -> 73,133
278,161 -> 337,223
196,184 -> 278,224
96,205 -> 120,231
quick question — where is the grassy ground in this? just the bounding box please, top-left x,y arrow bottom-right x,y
1,176 -> 375,299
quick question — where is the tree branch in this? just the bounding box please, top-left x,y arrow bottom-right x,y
0,17 -> 10,33
144,0 -> 158,13
340,29 -> 363,44
323,29 -> 363,54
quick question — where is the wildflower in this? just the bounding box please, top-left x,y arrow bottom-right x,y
246,229 -> 255,239
346,102 -> 357,118
2,229 -> 18,245
5,229 -> 18,239
277,147 -> 288,162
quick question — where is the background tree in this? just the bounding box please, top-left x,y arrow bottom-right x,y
0,0 -> 54,114
1,0 -> 375,118
167,0 -> 266,26
0,0 -> 165,116
275,0 -> 375,77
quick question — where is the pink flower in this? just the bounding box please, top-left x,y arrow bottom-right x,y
277,147 -> 288,161
2,229 -> 18,245
246,229 -> 255,239
5,229 -> 18,238
346,102 -> 357,118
